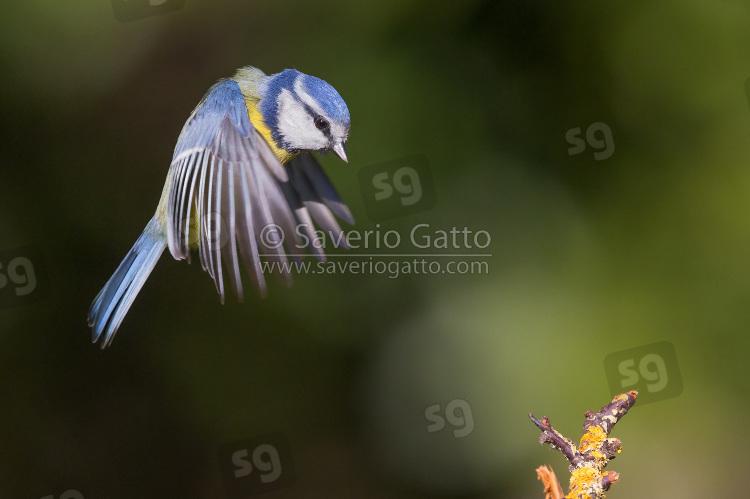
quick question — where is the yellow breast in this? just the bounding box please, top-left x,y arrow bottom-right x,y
244,97 -> 297,165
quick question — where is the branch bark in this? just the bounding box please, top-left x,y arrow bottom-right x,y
529,391 -> 637,499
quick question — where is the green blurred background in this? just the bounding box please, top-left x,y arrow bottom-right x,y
2,0 -> 750,497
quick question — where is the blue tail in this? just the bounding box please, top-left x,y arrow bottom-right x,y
88,217 -> 166,348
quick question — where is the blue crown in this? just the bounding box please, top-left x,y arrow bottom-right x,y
302,74 -> 350,124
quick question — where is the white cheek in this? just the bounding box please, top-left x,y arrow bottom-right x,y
277,89 -> 328,150
331,122 -> 349,142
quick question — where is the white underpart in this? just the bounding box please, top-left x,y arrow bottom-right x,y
276,86 -> 329,151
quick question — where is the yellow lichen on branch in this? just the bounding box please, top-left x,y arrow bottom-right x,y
529,391 -> 637,499
578,425 -> 607,458
566,467 -> 599,499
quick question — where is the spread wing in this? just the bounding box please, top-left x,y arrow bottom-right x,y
165,79 -> 354,302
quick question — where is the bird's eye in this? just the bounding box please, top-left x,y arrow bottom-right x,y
314,116 -> 330,131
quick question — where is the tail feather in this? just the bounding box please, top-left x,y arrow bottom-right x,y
88,217 -> 166,348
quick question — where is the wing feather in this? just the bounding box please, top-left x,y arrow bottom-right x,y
198,155 -> 213,277
235,147 -> 265,295
180,150 -> 202,263
288,162 -> 349,250
291,153 -> 354,224
166,158 -> 186,257
212,158 -> 225,301
223,160 -> 242,300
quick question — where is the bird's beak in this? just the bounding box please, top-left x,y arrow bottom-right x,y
332,142 -> 348,163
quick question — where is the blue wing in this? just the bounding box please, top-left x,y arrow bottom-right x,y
165,79 -> 353,302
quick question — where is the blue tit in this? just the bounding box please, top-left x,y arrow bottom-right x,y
88,66 -> 354,348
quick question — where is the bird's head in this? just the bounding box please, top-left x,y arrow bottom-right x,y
259,69 -> 350,162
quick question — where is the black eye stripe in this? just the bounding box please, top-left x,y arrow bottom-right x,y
297,98 -> 333,138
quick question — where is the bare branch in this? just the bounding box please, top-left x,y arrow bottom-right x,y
528,414 -> 581,467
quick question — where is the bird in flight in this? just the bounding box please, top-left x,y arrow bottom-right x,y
88,66 -> 353,348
